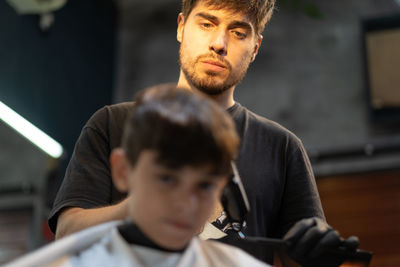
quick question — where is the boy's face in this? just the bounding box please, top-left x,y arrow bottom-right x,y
177,0 -> 262,95
113,149 -> 228,250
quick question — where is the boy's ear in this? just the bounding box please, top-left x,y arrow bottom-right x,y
177,12 -> 185,43
110,148 -> 130,192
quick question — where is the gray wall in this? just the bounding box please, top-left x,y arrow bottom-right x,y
113,0 -> 400,175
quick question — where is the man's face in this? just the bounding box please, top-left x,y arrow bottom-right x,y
177,1 -> 262,95
126,150 -> 227,250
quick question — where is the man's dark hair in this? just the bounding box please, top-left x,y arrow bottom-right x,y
181,0 -> 275,35
121,85 -> 239,175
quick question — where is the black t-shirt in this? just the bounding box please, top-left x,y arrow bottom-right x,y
49,101 -> 324,240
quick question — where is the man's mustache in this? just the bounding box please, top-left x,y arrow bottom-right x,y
196,54 -> 232,70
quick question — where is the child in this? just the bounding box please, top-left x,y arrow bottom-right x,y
6,86 -> 270,266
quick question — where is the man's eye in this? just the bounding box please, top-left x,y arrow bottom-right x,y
200,22 -> 213,29
232,31 -> 246,39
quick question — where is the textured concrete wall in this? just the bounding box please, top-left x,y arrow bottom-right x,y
113,0 -> 400,175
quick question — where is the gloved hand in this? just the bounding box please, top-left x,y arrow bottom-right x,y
283,217 -> 359,267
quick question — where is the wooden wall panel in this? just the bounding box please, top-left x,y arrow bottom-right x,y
317,170 -> 400,267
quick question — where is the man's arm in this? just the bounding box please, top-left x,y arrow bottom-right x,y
278,136 -> 326,236
49,103 -> 133,235
55,197 -> 129,239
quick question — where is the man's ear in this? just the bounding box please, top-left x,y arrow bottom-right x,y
110,148 -> 130,192
251,35 -> 263,62
177,12 -> 185,43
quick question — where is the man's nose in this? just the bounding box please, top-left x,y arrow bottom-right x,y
209,30 -> 228,56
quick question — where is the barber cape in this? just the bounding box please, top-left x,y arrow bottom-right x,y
5,221 -> 270,267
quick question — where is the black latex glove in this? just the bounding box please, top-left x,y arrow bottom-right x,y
283,217 -> 359,267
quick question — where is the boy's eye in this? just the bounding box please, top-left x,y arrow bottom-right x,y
158,175 -> 175,184
198,181 -> 217,192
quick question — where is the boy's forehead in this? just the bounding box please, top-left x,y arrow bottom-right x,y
151,158 -> 228,180
157,161 -> 226,179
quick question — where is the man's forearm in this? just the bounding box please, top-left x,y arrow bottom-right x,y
55,198 -> 129,240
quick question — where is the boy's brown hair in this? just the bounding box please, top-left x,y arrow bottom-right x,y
181,0 -> 276,35
121,85 -> 239,176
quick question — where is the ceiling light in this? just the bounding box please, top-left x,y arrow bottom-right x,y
0,101 -> 63,158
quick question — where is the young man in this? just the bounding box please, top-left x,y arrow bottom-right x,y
49,0 -> 358,265
7,86 -> 270,267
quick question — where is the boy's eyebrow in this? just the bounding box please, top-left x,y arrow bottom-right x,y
155,165 -> 177,174
195,12 -> 253,33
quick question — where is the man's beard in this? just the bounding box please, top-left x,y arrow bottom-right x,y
179,48 -> 250,96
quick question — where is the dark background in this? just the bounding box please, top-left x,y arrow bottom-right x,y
113,0 -> 400,176
1,0 -> 400,178
1,0 -> 400,266
0,0 -> 116,171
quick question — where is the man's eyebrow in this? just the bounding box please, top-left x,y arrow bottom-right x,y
195,12 -> 219,23
229,21 -> 253,33
195,12 -> 253,33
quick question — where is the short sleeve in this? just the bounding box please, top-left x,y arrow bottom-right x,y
278,135 -> 325,236
48,106 -> 121,233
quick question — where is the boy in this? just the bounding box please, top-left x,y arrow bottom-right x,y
6,86 -> 270,266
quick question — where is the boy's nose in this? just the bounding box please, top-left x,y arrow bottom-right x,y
174,191 -> 199,214
209,30 -> 228,56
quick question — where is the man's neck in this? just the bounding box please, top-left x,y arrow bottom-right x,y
177,72 -> 235,110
